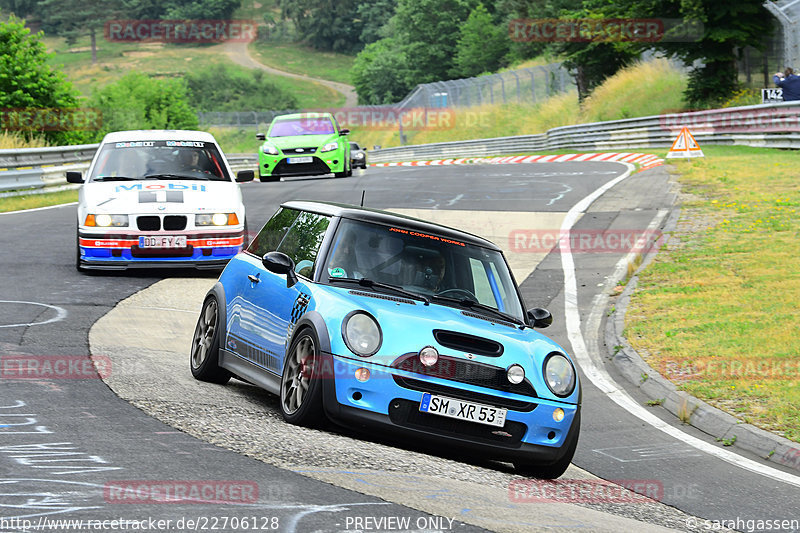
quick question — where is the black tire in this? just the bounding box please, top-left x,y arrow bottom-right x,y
514,411 -> 580,479
279,328 -> 324,426
190,296 -> 232,384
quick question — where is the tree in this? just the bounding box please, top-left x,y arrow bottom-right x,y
90,71 -> 198,140
452,2 -> 510,78
393,0 -> 477,85
351,38 -> 412,104
279,0 -> 363,54
37,0 -> 120,64
356,0 -> 396,45
164,0 -> 242,20
185,64 -> 299,111
0,15 -> 87,144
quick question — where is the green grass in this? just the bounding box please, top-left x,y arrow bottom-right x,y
248,41 -> 355,84
0,189 -> 78,213
625,145 -> 800,442
345,58 -> 688,150
43,35 -> 343,108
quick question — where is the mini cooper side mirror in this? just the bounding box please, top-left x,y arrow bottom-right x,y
236,170 -> 255,182
256,133 -> 266,141
66,171 -> 84,184
527,307 -> 553,328
262,251 -> 298,288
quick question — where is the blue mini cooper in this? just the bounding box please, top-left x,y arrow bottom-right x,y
190,201 -> 581,478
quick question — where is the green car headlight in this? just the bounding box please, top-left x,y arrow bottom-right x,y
262,145 -> 279,155
321,141 -> 339,153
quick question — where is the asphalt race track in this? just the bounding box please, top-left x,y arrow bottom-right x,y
1,162 -> 799,533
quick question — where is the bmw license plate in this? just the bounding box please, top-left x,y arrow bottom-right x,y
419,393 -> 507,427
139,236 -> 187,248
287,156 -> 313,164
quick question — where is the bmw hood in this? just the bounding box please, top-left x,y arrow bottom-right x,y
81,180 -> 242,214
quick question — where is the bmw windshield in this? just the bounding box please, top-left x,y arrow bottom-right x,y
88,140 -> 231,182
325,218 -> 525,322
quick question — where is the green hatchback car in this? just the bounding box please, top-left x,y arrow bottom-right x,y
256,112 -> 352,182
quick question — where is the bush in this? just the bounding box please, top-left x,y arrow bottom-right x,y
89,72 -> 198,140
184,64 -> 299,112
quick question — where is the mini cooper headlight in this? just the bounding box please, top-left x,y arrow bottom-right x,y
419,346 -> 439,367
543,352 -> 576,397
262,144 -> 280,155
196,213 -> 239,226
87,214 -> 128,227
343,312 -> 381,357
506,364 -> 525,384
321,141 -> 339,152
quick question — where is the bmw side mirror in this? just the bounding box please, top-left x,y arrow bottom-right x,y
262,251 -> 298,288
236,170 -> 255,182
66,171 -> 84,184
340,129 -> 350,135
256,133 -> 266,140
527,307 -> 553,328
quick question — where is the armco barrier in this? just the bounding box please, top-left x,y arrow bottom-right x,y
2,101 -> 799,191
369,101 -> 800,163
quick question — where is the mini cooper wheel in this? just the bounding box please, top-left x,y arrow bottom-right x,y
280,329 -> 324,426
514,412 -> 580,479
190,296 -> 231,384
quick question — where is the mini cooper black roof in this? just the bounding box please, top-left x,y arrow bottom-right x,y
281,201 -> 501,251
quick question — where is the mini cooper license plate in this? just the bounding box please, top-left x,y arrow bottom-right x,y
287,156 -> 313,164
139,235 -> 187,248
419,393 -> 507,427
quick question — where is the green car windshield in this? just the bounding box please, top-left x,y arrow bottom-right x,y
269,118 -> 336,137
325,219 -> 525,321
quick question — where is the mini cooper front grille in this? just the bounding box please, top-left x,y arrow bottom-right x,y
388,399 -> 527,447
461,310 -> 518,329
392,376 -> 536,411
163,215 -> 187,231
391,354 -> 537,397
348,290 -> 416,305
433,330 -> 503,357
137,216 -> 160,231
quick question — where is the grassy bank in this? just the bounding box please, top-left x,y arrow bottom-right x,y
626,145 -> 800,442
0,189 -> 78,213
248,41 -> 355,84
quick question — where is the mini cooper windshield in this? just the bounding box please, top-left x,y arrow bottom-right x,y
88,140 -> 231,182
325,219 -> 525,323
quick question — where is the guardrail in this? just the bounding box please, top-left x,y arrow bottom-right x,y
369,101 -> 800,163
2,101 -> 800,192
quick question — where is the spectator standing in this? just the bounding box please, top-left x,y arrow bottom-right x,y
774,68 -> 800,101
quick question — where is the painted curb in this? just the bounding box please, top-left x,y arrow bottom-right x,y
603,176 -> 800,473
370,152 -> 665,171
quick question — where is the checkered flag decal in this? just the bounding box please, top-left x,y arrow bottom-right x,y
290,292 -> 311,324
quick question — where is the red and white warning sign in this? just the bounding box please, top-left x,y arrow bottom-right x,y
666,127 -> 704,158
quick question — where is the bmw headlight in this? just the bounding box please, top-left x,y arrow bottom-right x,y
262,144 -> 280,155
195,213 -> 239,226
86,214 -> 128,227
543,352 -> 576,397
343,311 -> 381,357
321,141 -> 339,152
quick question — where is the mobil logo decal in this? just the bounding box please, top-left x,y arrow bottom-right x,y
115,183 -> 207,192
